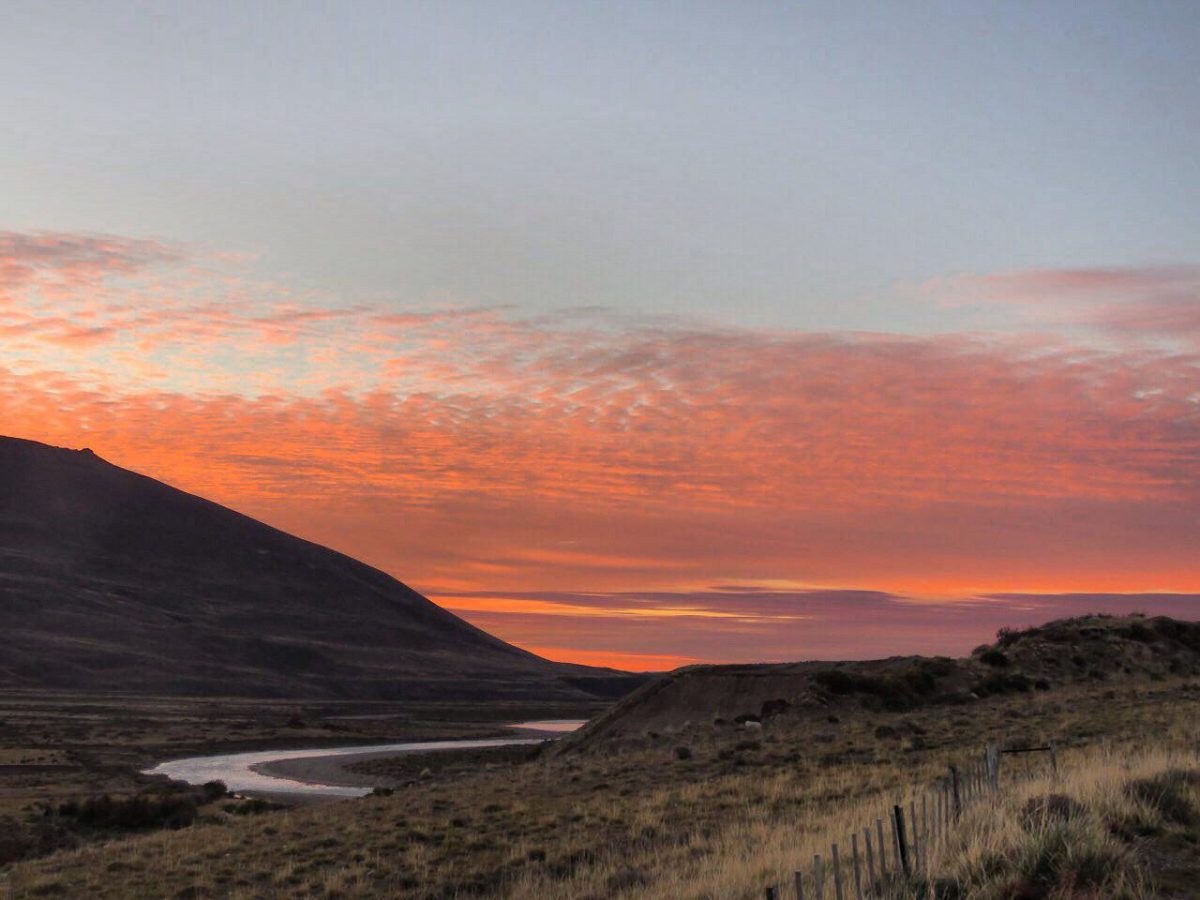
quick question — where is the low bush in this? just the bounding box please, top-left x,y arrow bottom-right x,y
57,794 -> 198,831
1125,769 -> 1200,826
979,649 -> 1010,668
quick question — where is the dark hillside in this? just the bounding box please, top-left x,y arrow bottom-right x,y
0,436 -> 638,701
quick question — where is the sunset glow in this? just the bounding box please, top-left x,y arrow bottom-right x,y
3,231 -> 1198,667
5,3 -> 1199,670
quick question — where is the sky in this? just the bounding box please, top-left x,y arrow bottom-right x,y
2,2 -> 1199,670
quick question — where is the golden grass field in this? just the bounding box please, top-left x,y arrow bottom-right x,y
3,675 -> 1198,899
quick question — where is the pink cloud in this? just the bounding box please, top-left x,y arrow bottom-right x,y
3,230 -> 1200,665
928,264 -> 1200,340
0,231 -> 178,298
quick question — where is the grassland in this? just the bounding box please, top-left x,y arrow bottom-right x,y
0,691 -> 606,871
3,674 -> 1197,899
902,743 -> 1200,898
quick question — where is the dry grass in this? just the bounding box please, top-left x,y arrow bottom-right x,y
4,677 -> 1199,899
899,743 -> 1200,898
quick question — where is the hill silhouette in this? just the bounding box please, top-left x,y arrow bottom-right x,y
0,436 -> 635,701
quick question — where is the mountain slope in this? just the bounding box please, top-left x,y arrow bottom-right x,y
0,436 -> 632,701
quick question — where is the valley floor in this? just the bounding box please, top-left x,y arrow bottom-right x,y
3,677 -> 1199,898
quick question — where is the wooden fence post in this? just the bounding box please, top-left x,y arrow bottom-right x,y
850,833 -> 864,900
814,853 -> 825,900
1049,741 -> 1058,780
893,804 -> 911,879
876,818 -> 887,875
831,842 -> 845,900
794,871 -> 805,900
863,826 -> 876,889
936,781 -> 945,836
986,742 -> 1000,790
923,792 -> 931,857
950,765 -> 962,820
909,800 -> 920,872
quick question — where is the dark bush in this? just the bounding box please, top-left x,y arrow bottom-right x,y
920,657 -> 957,678
1122,622 -> 1157,643
899,666 -> 937,695
814,669 -> 857,695
980,649 -> 1010,667
1125,770 -> 1200,825
605,867 -> 647,892
996,626 -> 1026,647
673,746 -> 692,760
973,673 -> 1032,696
59,794 -> 197,831
760,698 -> 790,719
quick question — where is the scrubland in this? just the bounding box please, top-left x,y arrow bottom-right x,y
3,674 -> 1198,899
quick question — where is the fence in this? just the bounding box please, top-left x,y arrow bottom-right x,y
764,741 -> 1058,899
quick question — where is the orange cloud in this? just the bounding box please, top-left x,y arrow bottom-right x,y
3,232 -> 1200,666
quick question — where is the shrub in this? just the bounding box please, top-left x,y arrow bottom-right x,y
59,794 -> 198,831
1125,769 -> 1200,826
979,649 -> 1009,668
760,698 -> 790,718
673,746 -> 692,761
973,673 -> 1031,696
813,669 -> 857,695
1121,622 -> 1157,643
1011,820 -> 1124,895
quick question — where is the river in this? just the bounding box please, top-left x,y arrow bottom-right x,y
143,719 -> 586,799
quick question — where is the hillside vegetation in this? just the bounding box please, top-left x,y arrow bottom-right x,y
4,615 -> 1198,898
559,614 -> 1200,753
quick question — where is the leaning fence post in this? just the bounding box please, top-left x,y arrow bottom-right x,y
890,807 -> 902,876
950,765 -> 962,820
893,804 -> 911,879
850,833 -> 864,900
831,843 -> 845,900
863,826 -> 876,889
876,818 -> 887,874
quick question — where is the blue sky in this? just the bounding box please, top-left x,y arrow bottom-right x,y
4,2 -> 1197,332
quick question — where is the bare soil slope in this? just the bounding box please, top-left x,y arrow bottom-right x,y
0,436 -> 635,701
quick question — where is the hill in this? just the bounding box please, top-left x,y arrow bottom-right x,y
559,613 -> 1200,752
0,436 -> 636,701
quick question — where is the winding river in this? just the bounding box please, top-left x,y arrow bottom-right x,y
143,719 -> 585,799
